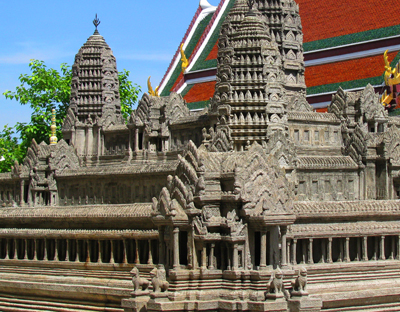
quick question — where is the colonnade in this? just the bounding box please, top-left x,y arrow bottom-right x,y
0,238 -> 158,265
288,235 -> 400,265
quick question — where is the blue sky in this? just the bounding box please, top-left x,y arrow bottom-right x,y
0,0 -> 217,129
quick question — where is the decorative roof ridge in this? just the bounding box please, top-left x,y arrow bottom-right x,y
159,5 -> 204,91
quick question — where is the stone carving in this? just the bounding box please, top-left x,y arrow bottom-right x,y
291,267 -> 308,295
150,266 -> 169,293
130,267 -> 149,292
267,268 -> 285,298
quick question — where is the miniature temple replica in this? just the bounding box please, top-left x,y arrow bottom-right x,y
1,0 -> 400,311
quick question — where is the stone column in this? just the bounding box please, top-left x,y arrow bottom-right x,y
338,238 -> 343,262
173,227 -> 180,269
96,240 -> 101,263
380,236 -> 386,260
135,239 -> 140,264
281,226 -> 287,266
373,237 -> 378,260
389,236 -> 395,260
356,237 -> 361,261
85,240 -> 90,262
20,180 -> 25,206
233,244 -> 239,270
65,239 -> 69,262
148,240 -> 153,265
397,235 -> 400,260
287,240 -> 291,266
328,238 -> 333,263
5,239 -> 9,260
43,239 -> 47,261
159,227 -> 165,264
54,239 -> 58,261
135,128 -> 139,152
308,238 -> 313,264
209,243 -> 215,270
321,239 -> 326,263
122,239 -> 127,264
33,239 -> 37,260
24,239 -> 28,260
201,244 -> 207,270
292,239 -> 297,265
363,237 -> 368,261
260,231 -> 267,269
345,237 -> 350,262
110,240 -> 115,264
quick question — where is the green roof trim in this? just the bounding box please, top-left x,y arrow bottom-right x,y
304,24 -> 400,52
190,0 -> 236,71
180,84 -> 193,98
187,100 -> 210,110
160,14 -> 213,97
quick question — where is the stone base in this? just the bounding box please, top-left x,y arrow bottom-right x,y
288,296 -> 322,312
121,296 -> 150,312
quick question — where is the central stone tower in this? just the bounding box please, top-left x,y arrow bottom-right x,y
210,0 -> 306,151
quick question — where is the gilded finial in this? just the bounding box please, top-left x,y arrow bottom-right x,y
50,109 -> 58,145
147,76 -> 160,97
180,44 -> 189,73
93,14 -> 101,35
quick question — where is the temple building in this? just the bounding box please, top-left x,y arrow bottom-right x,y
1,0 -> 400,311
159,0 -> 400,111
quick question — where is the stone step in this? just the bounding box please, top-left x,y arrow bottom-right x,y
323,302 -> 400,312
0,295 -> 123,312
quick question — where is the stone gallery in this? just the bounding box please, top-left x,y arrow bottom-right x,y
1,0 -> 400,311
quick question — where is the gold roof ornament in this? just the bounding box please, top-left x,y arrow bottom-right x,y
50,109 -> 58,145
384,50 -> 400,86
147,76 -> 160,97
180,43 -> 189,73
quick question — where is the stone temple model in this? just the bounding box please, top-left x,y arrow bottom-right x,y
1,1 -> 400,311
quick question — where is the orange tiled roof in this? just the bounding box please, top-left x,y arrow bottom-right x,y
306,51 -> 398,88
183,81 -> 216,103
297,0 -> 400,43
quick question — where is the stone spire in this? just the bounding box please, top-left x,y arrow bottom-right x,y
68,24 -> 122,124
210,0 -> 287,150
62,19 -> 124,159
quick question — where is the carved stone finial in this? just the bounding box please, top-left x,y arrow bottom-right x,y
247,0 -> 256,15
93,14 -> 101,35
50,109 -> 57,145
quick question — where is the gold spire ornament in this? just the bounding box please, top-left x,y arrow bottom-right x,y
147,76 -> 160,97
381,50 -> 400,107
50,109 -> 58,145
180,43 -> 189,73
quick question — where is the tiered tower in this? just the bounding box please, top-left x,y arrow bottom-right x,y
211,0 -> 290,150
62,17 -> 125,158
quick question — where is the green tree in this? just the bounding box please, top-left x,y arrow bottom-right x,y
0,125 -> 24,173
1,60 -> 141,173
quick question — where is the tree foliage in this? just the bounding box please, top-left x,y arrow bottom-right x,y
1,60 -> 141,172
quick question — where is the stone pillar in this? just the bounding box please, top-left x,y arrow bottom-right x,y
209,243 -> 215,270
328,238 -> 333,263
390,236 -> 395,260
54,239 -> 58,261
292,239 -> 297,265
380,236 -> 386,260
135,128 -> 139,152
96,240 -> 101,263
233,244 -> 239,270
287,240 -> 291,266
345,237 -> 350,262
373,237 -> 378,260
397,235 -> 400,260
308,238 -> 313,264
110,240 -> 115,264
281,226 -> 287,266
122,239 -> 127,264
201,244 -> 207,270
23,239 -> 28,260
135,239 -> 140,264
5,239 -> 9,260
363,237 -> 368,261
338,238 -> 343,262
173,227 -> 180,269
321,239 -> 326,263
260,231 -> 267,269
43,239 -> 47,261
356,237 -> 361,261
148,240 -> 153,265
86,240 -> 90,262
65,239 -> 69,261
20,180 -> 25,206
159,227 -> 165,264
